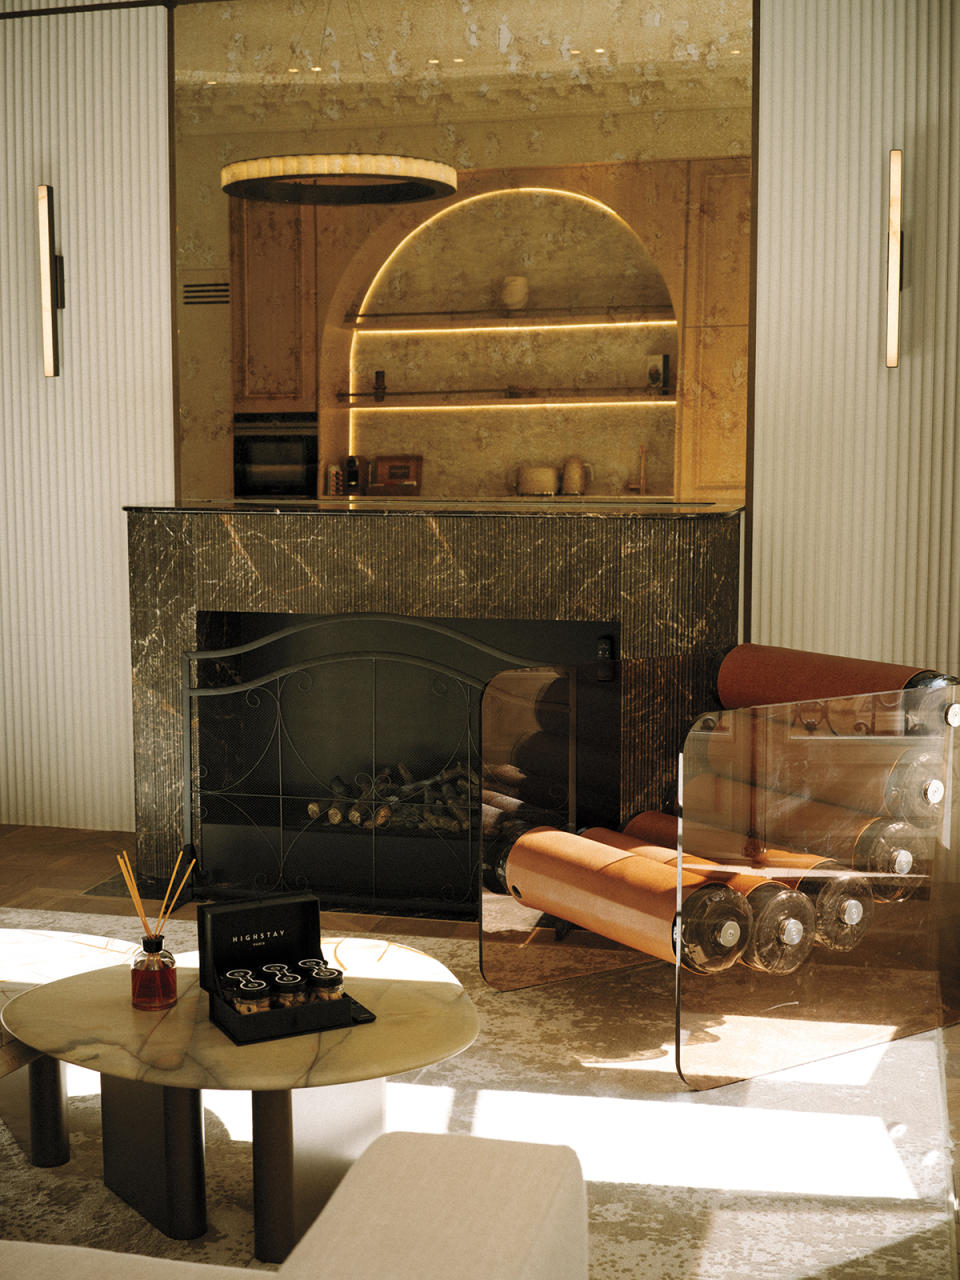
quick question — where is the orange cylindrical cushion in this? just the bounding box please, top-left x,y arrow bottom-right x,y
504,826 -> 708,966
582,824 -> 774,899
622,810 -> 678,849
717,643 -> 929,709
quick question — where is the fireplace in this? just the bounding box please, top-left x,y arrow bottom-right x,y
185,612 -> 620,916
127,501 -> 742,901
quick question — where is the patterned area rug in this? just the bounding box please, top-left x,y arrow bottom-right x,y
0,906 -> 957,1278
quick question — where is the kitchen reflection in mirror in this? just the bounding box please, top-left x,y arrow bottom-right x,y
173,0 -> 752,505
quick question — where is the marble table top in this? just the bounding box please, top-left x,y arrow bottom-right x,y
0,929 -> 139,1072
0,936 -> 479,1092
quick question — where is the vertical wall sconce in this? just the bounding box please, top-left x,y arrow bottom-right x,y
885,150 -> 903,369
37,184 -> 65,377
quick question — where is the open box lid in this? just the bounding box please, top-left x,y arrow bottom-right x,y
197,893 -> 325,993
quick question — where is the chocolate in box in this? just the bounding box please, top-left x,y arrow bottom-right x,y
197,893 -> 375,1045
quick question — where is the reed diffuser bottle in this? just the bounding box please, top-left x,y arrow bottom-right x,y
131,935 -> 177,1011
117,848 -> 195,1013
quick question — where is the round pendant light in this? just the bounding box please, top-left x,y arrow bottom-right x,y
221,153 -> 457,206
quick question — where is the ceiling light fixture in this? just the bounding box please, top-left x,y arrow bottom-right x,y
221,153 -> 458,206
220,1 -> 459,207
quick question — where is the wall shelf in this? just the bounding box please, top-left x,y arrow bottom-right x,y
339,386 -> 676,407
345,304 -> 677,331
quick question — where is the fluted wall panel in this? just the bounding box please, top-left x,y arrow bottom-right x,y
0,8 -> 173,829
752,0 -> 960,675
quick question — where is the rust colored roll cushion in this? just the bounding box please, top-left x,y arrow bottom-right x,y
504,826 -> 707,966
717,643 -> 930,709
622,809 -> 679,849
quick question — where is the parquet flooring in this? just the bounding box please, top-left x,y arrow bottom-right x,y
0,823 -> 474,939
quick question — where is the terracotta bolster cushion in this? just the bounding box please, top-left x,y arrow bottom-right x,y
504,826 -> 705,966
716,642 -> 929,709
622,810 -> 679,848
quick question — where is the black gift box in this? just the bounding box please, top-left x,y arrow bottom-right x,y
197,893 -> 375,1045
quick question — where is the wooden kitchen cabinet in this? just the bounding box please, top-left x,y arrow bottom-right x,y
230,199 -> 318,413
675,158 -> 751,503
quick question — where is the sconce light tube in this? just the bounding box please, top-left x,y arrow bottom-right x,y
885,150 -> 903,369
37,184 -> 62,377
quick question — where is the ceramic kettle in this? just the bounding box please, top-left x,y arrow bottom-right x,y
561,456 -> 593,495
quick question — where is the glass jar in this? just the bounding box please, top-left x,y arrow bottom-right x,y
265,968 -> 307,1008
131,934 -> 177,1010
305,965 -> 344,1002
222,969 -> 271,1014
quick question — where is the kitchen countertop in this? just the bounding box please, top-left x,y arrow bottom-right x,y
126,497 -> 742,516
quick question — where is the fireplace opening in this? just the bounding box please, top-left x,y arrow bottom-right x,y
184,612 -> 621,917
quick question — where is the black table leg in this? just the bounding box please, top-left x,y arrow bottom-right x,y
0,1052 -> 68,1166
250,1079 -> 385,1264
29,1054 -> 69,1166
251,1089 -> 295,1264
101,1075 -> 206,1239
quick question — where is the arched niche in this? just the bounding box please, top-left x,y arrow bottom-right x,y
347,187 -> 678,499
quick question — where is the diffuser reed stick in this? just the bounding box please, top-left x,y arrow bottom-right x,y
116,851 -> 151,936
156,854 -> 196,934
116,849 -> 196,938
153,850 -> 183,934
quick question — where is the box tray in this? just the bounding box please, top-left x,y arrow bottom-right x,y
207,989 -> 375,1046
197,893 -> 376,1045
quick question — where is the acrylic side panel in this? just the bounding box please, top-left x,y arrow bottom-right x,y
675,686 -> 960,1088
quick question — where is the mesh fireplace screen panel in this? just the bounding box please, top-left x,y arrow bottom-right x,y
185,614 -> 619,916
190,656 -> 483,912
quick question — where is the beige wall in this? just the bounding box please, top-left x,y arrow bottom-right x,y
752,0 -> 960,673
0,7 -> 174,829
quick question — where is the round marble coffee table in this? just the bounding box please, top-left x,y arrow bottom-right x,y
1,935 -> 478,1261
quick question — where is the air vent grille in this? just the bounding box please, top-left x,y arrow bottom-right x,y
183,281 -> 230,305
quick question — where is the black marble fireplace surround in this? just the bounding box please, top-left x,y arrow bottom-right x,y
127,500 -> 742,900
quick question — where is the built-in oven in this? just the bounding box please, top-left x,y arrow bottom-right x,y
233,415 -> 318,498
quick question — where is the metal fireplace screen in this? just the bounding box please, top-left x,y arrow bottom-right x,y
182,615 -> 617,916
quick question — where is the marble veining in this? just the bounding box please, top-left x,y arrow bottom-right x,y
1,937 -> 478,1093
0,929 -> 140,1074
